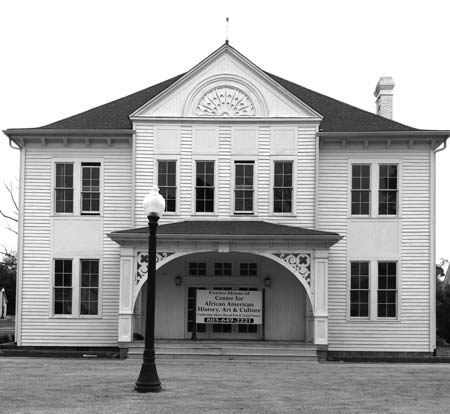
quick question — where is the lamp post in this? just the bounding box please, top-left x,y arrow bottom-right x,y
135,186 -> 165,393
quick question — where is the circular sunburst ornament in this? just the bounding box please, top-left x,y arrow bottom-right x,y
196,86 -> 255,116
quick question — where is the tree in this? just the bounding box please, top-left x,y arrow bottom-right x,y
0,251 -> 16,316
0,181 -> 18,316
436,259 -> 450,345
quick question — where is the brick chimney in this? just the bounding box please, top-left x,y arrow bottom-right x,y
374,77 -> 395,119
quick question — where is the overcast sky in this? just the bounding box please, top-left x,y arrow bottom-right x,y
1,0 -> 449,261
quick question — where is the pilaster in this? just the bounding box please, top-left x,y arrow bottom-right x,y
313,249 -> 329,345
118,247 -> 135,343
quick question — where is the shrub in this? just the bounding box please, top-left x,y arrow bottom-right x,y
436,281 -> 450,345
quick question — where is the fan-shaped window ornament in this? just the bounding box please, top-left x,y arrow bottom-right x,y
196,86 -> 255,116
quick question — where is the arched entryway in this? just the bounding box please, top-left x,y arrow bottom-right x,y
133,251 -> 310,341
110,219 -> 341,349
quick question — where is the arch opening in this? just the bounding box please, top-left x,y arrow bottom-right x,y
132,250 -> 313,342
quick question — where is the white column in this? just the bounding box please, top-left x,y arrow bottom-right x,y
312,249 -> 329,345
118,247 -> 135,343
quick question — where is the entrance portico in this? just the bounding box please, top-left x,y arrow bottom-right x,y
109,220 -> 341,350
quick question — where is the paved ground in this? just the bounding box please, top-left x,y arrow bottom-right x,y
0,358 -> 449,413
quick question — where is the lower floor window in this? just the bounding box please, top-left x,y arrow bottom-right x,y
80,260 -> 99,315
53,258 -> 100,317
54,259 -> 73,315
377,262 -> 397,318
350,262 -> 369,317
349,260 -> 398,319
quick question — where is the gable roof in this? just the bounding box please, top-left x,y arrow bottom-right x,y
5,44 -> 427,134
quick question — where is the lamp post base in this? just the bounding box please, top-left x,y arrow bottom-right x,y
135,361 -> 161,393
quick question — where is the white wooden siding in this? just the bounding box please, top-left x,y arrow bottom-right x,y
318,143 -> 432,352
135,123 -> 318,228
134,125 -> 155,228
20,146 -> 132,346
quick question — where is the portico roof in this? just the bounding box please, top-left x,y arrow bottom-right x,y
108,220 -> 342,247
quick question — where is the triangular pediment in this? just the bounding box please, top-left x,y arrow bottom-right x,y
131,44 -> 322,120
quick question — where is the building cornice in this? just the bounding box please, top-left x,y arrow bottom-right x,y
317,130 -> 450,138
3,129 -> 134,149
131,116 -> 322,124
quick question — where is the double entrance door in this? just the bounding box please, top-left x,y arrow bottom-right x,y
186,286 -> 262,340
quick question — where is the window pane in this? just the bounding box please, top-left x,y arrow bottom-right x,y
196,162 -> 214,213
158,161 -> 177,212
350,261 -> 369,317
80,259 -> 99,315
274,162 -> 293,213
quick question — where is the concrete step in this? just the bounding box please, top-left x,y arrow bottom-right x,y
126,340 -> 319,361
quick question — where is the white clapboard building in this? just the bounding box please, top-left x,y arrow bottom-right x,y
4,43 -> 449,359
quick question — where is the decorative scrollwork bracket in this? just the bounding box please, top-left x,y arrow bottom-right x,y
272,253 -> 312,286
136,252 -> 174,284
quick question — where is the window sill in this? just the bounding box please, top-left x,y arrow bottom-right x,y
52,215 -> 103,220
348,215 -> 400,220
270,213 -> 297,217
346,317 -> 400,323
50,315 -> 102,319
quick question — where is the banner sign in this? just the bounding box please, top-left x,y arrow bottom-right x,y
196,290 -> 262,325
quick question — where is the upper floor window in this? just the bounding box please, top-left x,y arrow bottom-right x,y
195,161 -> 214,213
351,164 -> 370,215
234,161 -> 254,214
379,165 -> 398,215
81,163 -> 100,215
274,161 -> 293,213
158,161 -> 176,213
55,161 -> 101,215
55,163 -> 74,213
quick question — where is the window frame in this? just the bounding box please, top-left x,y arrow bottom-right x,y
378,164 -> 398,216
188,262 -> 207,276
214,262 -> 233,276
53,259 -> 73,316
54,162 -> 74,214
348,160 -> 401,218
80,163 -> 101,215
193,158 -> 217,215
157,159 -> 178,214
351,164 -> 371,216
80,259 -> 100,316
233,160 -> 255,214
270,156 -> 296,216
377,261 -> 397,319
347,259 -> 401,321
349,261 -> 370,319
51,257 -> 102,319
273,160 -> 294,214
53,159 -> 103,217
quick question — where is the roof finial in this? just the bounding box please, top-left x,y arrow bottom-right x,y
225,17 -> 229,44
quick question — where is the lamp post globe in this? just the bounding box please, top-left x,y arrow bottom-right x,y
135,186 -> 165,393
143,186 -> 166,218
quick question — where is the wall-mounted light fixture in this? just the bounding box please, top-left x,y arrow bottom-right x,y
264,276 -> 271,287
175,275 -> 183,286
